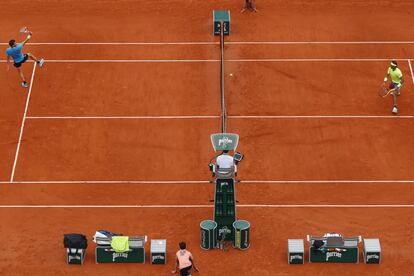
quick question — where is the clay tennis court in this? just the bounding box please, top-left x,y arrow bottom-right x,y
1,0 -> 414,275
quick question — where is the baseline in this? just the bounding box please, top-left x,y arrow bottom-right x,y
1,58 -> 414,63
231,115 -> 414,119
2,41 -> 414,46
0,204 -> 413,208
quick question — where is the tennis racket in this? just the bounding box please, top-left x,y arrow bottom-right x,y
19,26 -> 32,35
378,84 -> 396,98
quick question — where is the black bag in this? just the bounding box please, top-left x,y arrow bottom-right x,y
313,239 -> 324,249
64,233 -> 88,253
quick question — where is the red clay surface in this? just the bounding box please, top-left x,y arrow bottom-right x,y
0,69 -> 29,180
14,120 -> 217,181
1,183 -> 414,206
7,119 -> 414,181
226,62 -> 414,116
28,63 -> 220,117
2,0 -> 414,275
225,44 -> 414,59
20,44 -> 220,60
1,207 -> 414,275
229,119 -> 414,180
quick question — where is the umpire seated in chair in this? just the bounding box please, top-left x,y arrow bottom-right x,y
210,150 -> 242,178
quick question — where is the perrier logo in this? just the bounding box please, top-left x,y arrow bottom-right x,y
290,255 -> 303,262
326,252 -> 342,261
218,137 -> 232,149
152,255 -> 165,261
112,252 -> 128,262
367,254 -> 380,261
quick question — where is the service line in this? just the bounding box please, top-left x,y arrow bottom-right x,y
24,115 -> 414,120
10,63 -> 37,182
26,116 -> 220,120
1,180 -> 414,184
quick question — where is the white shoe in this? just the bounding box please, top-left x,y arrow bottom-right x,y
392,106 -> 398,114
37,58 -> 45,68
21,81 -> 28,88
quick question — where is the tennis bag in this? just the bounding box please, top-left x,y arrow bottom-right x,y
93,230 -> 123,246
313,240 -> 324,250
64,233 -> 88,250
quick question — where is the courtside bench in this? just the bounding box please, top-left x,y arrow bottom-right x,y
308,234 -> 361,263
95,236 -> 147,263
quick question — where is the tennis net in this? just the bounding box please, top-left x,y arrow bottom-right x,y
220,22 -> 227,133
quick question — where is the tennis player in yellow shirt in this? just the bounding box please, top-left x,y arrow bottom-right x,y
383,60 -> 404,114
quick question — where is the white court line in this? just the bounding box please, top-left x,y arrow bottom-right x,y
0,205 -> 211,208
2,41 -> 414,45
409,59 -> 414,85
10,63 -> 37,182
0,58 -> 413,63
241,180 -> 414,184
26,116 -> 220,120
24,115 -> 414,120
1,180 -> 414,184
0,42 -> 219,46
43,59 -> 220,63
0,59 -> 220,63
229,115 -> 414,119
239,204 -> 414,208
0,180 -> 211,184
228,58 -> 412,62
0,204 -> 413,208
226,41 -> 414,45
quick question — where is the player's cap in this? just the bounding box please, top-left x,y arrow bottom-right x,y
390,60 -> 398,66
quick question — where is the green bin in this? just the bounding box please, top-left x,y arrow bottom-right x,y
233,220 -> 250,250
200,220 -> 217,250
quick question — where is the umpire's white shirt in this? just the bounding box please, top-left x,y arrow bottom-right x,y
216,154 -> 234,169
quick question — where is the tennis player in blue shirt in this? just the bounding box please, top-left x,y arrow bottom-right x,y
6,32 -> 44,88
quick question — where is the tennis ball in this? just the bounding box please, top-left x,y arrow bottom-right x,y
230,73 -> 233,77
